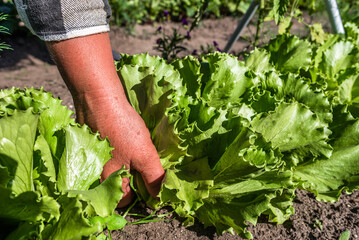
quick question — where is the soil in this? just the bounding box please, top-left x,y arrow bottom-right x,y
1,15 -> 358,240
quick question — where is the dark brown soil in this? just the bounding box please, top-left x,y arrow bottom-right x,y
1,15 -> 358,240
115,190 -> 359,240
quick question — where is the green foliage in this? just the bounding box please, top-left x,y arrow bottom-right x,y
154,28 -> 189,62
0,13 -> 11,51
339,230 -> 351,240
309,23 -> 329,44
0,0 -> 19,34
108,0 -> 148,28
116,30 -> 359,238
0,88 -> 129,239
154,0 -> 210,62
313,218 -> 323,230
336,0 -> 359,24
108,0 -> 252,27
0,1 -> 18,52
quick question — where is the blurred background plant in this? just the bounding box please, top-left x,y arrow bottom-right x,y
108,0 -> 252,30
153,0 -> 211,62
1,0 -> 358,60
0,0 -> 19,34
0,13 -> 12,52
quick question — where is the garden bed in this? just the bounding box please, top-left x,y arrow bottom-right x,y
0,16 -> 358,240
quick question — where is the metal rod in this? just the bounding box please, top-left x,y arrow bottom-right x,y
324,0 -> 345,34
224,0 -> 259,53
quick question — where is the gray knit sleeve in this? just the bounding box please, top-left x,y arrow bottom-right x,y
13,0 -> 112,41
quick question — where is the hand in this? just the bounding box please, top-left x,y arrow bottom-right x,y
76,93 -> 165,207
46,32 -> 165,207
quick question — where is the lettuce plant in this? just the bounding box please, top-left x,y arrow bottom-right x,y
0,88 -> 129,239
116,29 -> 359,238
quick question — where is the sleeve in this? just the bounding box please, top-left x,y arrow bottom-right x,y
13,0 -> 112,41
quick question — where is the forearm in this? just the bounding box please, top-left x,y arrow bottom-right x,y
46,33 -> 129,125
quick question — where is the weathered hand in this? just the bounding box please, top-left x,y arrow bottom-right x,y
46,32 -> 165,207
78,95 -> 165,207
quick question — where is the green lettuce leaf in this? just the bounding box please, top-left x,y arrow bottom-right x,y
213,127 -> 283,183
0,186 -> 60,223
273,0 -> 288,24
43,195 -> 102,240
266,34 -> 312,73
172,56 -> 202,99
245,48 -> 274,75
90,214 -> 128,232
2,221 -> 43,240
67,167 -> 129,217
34,134 -> 57,184
345,22 -> 359,45
116,53 -> 184,130
0,109 -> 38,194
294,120 -> 359,201
260,72 -> 332,122
0,165 -> 10,187
57,124 -> 113,191
26,88 -> 75,159
197,171 -> 294,239
160,158 -> 213,225
320,41 -> 355,81
252,102 -> 332,164
201,53 -> 252,108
